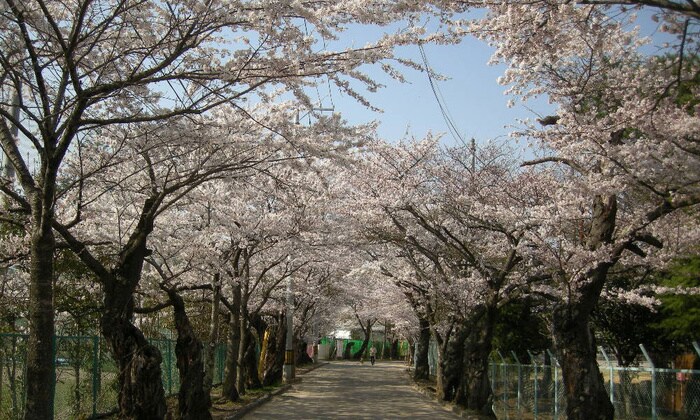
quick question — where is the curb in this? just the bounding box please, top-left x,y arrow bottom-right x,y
224,384 -> 292,420
298,361 -> 328,375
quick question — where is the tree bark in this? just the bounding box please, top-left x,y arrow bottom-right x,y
414,316 -> 431,380
390,339 -> 399,360
203,273 -> 221,398
353,318 -> 374,360
432,330 -> 452,402
552,194 -> 616,420
102,281 -> 167,420
261,313 -> 285,386
243,336 -> 262,390
98,198 -> 167,419
236,307 -> 249,394
552,303 -> 614,420
454,308 -> 496,418
24,221 -> 56,420
435,343 -> 447,401
440,326 -> 466,403
222,281 -> 241,401
296,340 -> 313,365
166,288 -> 212,420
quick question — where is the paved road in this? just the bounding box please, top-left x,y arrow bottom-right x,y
243,360 -> 461,419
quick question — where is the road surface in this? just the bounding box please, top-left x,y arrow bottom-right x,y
243,360 -> 461,419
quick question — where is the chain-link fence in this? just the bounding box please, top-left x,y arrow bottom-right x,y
0,333 -> 226,420
415,341 -> 699,419
489,351 -> 566,419
489,346 -> 700,420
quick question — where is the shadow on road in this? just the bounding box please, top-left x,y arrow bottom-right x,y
243,360 -> 460,419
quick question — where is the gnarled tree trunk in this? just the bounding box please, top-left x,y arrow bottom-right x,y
296,340 -> 313,365
261,312 -> 286,386
243,336 -> 262,390
553,303 -> 614,420
103,281 -> 167,420
100,199 -> 167,419
414,316 -> 431,380
553,194 -> 617,420
166,288 -> 211,420
455,307 -> 496,418
440,326 -> 466,403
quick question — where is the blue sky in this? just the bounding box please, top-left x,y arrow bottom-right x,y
314,8 -> 670,149
320,32 -> 554,148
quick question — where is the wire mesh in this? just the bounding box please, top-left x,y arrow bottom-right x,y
490,350 -> 700,420
0,333 -> 226,419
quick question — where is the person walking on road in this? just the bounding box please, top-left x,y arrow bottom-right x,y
369,346 -> 377,365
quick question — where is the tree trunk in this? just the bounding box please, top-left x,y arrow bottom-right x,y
455,308 -> 496,418
24,222 -> 56,420
166,289 -> 212,420
203,274 -> 221,398
435,341 -> 447,401
0,345 -> 3,416
99,199 -> 168,419
390,339 -> 399,360
222,282 -> 241,401
102,281 -> 167,420
414,317 -> 431,381
236,312 -> 249,394
262,313 -> 286,386
243,337 -> 262,390
249,314 -> 267,385
552,304 -> 614,420
295,340 -> 313,365
551,194 -> 616,420
353,319 -> 373,360
440,326 -> 466,403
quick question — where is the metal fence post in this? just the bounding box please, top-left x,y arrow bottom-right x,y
51,335 -> 57,419
547,350 -> 560,419
693,341 -> 700,359
528,350 -> 538,420
219,343 -> 224,384
640,344 -> 657,420
599,347 -> 614,405
511,351 -> 522,416
167,340 -> 173,395
92,335 -> 99,419
497,351 -> 508,419
490,353 -> 496,399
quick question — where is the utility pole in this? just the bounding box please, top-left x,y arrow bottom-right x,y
470,138 -> 476,173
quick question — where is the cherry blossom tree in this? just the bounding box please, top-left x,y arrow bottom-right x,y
0,0 -> 469,417
470,2 -> 700,418
339,137 -> 551,416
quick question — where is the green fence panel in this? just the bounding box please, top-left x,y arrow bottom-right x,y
0,333 -> 28,420
0,333 -> 227,419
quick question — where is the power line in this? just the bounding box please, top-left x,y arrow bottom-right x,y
418,45 -> 514,181
418,44 -> 466,146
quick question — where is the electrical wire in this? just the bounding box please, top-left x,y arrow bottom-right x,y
419,44 -> 467,147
